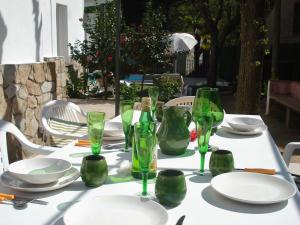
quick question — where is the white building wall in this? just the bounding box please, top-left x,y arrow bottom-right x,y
0,0 -> 84,64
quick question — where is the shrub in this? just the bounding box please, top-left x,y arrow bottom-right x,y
153,75 -> 183,102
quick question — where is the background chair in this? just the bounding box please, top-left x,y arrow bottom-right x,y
0,120 -> 58,172
283,142 -> 300,176
164,96 -> 195,107
41,100 -> 88,147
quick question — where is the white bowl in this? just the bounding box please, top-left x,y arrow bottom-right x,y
227,117 -> 264,131
8,158 -> 72,184
104,122 -> 124,137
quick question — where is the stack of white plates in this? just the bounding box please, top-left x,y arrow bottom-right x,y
103,122 -> 125,141
0,158 -> 79,192
223,117 -> 267,135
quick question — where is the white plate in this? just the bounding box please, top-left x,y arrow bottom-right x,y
221,125 -> 267,135
0,167 -> 80,192
63,195 -> 168,225
227,117 -> 264,131
8,158 -> 72,184
104,122 -> 124,137
211,172 -> 297,204
103,134 -> 125,141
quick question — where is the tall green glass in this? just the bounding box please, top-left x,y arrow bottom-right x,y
210,88 -> 224,131
134,122 -> 155,197
120,100 -> 134,152
148,86 -> 159,121
87,112 -> 105,155
192,88 -> 214,175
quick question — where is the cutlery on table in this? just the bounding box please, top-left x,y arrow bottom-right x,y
235,168 -> 276,175
176,215 -> 186,225
0,193 -> 48,208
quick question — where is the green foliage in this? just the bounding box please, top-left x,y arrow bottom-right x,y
120,83 -> 139,101
123,1 -> 171,74
154,75 -> 182,102
66,66 -> 85,98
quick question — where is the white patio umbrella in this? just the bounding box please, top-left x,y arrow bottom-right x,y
169,33 -> 198,73
169,33 -> 198,53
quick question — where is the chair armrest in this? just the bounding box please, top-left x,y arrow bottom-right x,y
283,142 -> 300,165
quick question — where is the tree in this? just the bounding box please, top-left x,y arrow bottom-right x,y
235,0 -> 269,113
271,0 -> 281,79
69,0 -> 117,98
195,0 -> 240,86
124,1 -> 171,74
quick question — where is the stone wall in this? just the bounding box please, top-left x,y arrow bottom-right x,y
0,57 -> 67,162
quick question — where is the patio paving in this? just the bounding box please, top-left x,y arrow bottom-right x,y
69,95 -> 300,163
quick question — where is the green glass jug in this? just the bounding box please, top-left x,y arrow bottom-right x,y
157,106 -> 192,155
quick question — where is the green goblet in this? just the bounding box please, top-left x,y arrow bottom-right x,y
134,122 -> 154,197
87,112 -> 105,155
209,150 -> 234,177
120,100 -> 134,152
210,88 -> 224,134
148,86 -> 159,121
192,88 -> 213,175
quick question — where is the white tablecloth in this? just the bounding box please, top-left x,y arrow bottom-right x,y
0,114 -> 299,225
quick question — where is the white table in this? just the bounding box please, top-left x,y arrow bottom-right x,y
0,114 -> 300,225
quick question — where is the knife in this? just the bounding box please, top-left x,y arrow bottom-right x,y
176,215 -> 186,225
235,168 -> 276,175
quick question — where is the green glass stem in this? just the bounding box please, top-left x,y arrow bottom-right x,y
91,143 -> 100,155
142,172 -> 148,196
200,152 -> 206,174
151,109 -> 156,121
124,134 -> 129,152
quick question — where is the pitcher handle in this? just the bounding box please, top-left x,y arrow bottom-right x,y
184,110 -> 192,127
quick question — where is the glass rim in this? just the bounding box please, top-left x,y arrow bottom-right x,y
87,111 -> 105,116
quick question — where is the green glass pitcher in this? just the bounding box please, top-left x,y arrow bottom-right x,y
157,106 -> 192,155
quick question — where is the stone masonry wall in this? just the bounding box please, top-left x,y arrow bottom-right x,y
0,57 -> 67,162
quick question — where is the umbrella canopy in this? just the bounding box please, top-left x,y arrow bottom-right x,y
170,33 -> 198,53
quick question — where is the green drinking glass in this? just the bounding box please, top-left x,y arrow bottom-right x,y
87,112 -> 105,155
148,86 -> 159,121
209,150 -> 234,177
120,100 -> 134,152
81,155 -> 108,187
134,122 -> 155,197
192,88 -> 214,175
155,169 -> 187,207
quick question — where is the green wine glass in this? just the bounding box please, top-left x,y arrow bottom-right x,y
120,100 -> 134,152
148,86 -> 159,121
134,122 -> 155,197
192,88 -> 213,175
87,112 -> 105,155
210,88 -> 224,133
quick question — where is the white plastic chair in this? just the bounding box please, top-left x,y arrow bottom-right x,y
283,142 -> 300,176
41,100 -> 87,144
0,120 -> 58,172
164,96 -> 195,107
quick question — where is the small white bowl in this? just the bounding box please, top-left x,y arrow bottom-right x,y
8,158 -> 72,184
227,117 -> 264,131
104,122 -> 124,137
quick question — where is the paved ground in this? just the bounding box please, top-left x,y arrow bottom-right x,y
69,95 -> 300,163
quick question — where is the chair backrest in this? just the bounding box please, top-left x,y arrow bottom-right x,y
282,142 -> 300,166
41,100 -> 86,133
0,120 -> 58,172
42,100 -> 86,123
164,96 -> 195,107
